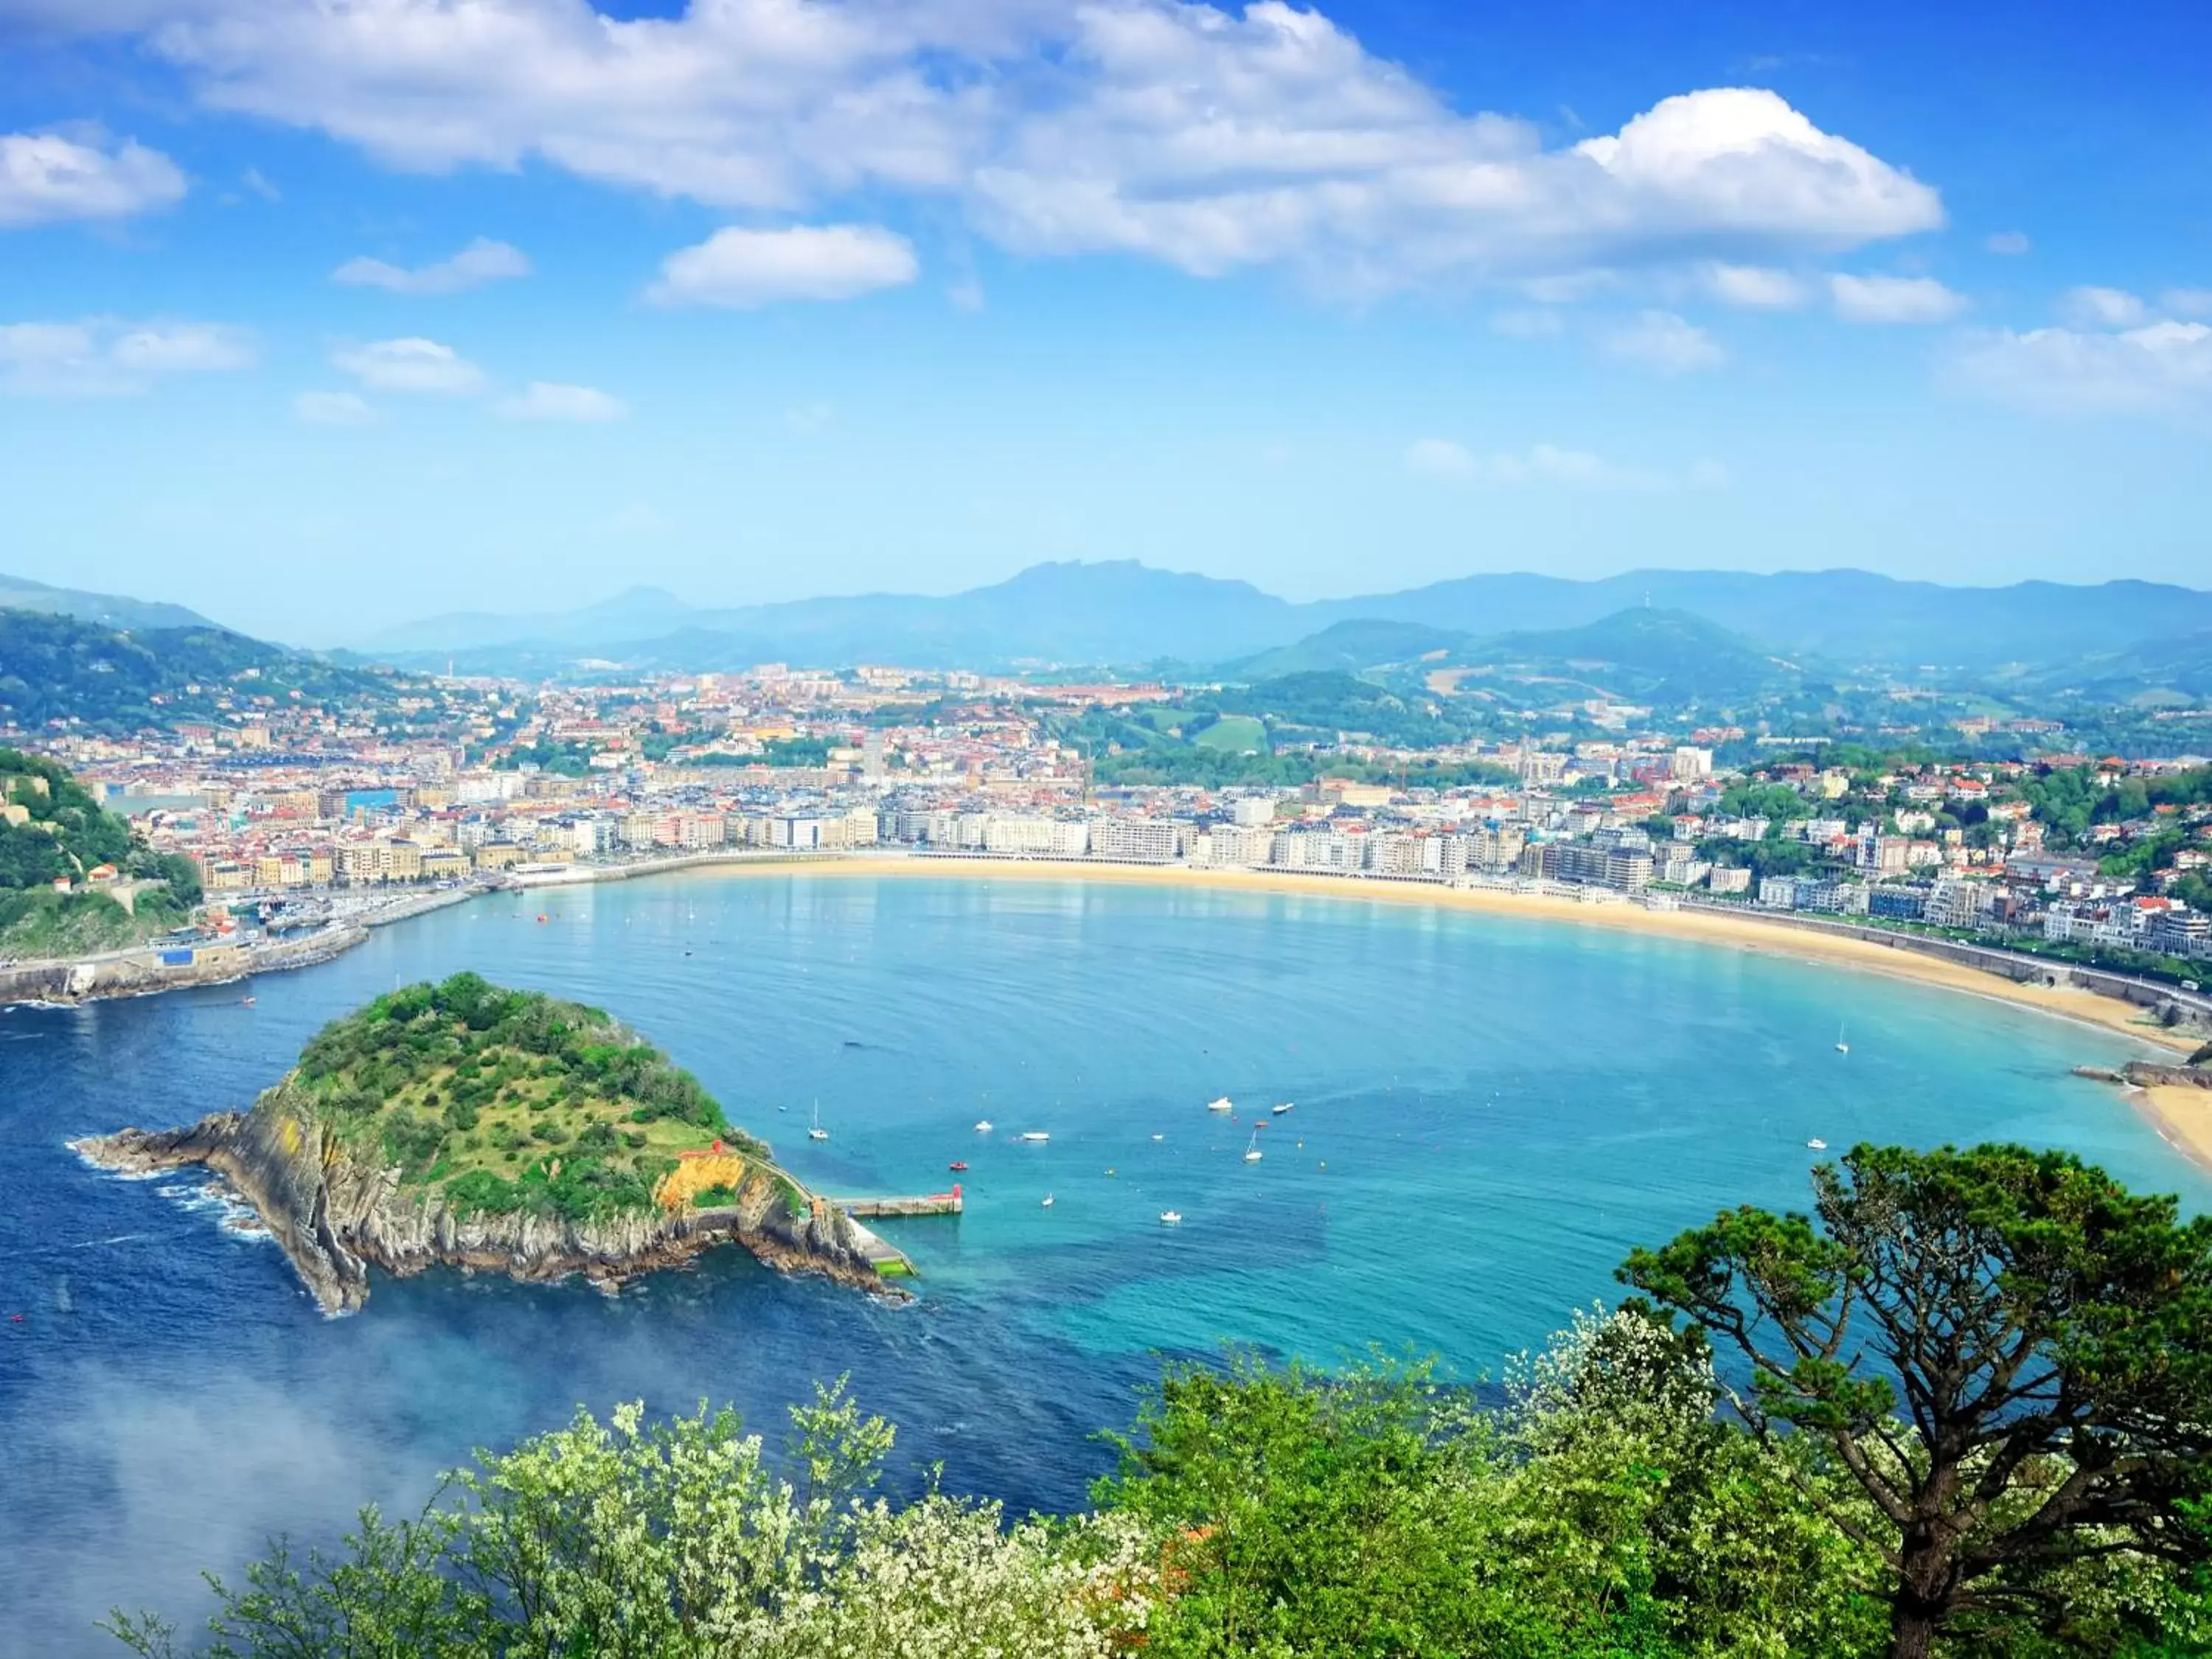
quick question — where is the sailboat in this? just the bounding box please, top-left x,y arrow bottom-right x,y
1835,1022 -> 1849,1055
808,1100 -> 829,1141
1243,1129 -> 1263,1164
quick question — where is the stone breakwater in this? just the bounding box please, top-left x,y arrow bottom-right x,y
1,924 -> 364,1008
72,1079 -> 902,1314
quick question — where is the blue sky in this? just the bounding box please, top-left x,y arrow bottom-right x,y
1,0 -> 2209,644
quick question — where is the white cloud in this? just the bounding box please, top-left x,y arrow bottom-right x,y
1404,437 -> 1476,479
1601,309 -> 1723,372
1705,263 -> 1807,309
0,128 -> 186,228
111,323 -> 255,372
496,381 -> 628,421
2165,288 -> 2212,319
333,237 -> 532,294
1950,320 -> 2212,414
648,223 -> 918,307
0,316 -> 252,394
2059,285 -> 2147,330
1983,230 -> 2030,256
293,389 -> 375,425
1407,438 -> 1728,490
332,336 -> 487,394
42,2 -> 1942,293
1829,273 -> 1966,324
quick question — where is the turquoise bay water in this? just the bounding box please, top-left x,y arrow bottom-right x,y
2,872 -> 2203,1652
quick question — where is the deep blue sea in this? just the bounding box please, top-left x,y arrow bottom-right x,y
4,872 -> 2205,1654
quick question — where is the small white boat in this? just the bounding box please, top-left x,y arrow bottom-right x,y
1271,1102 -> 1294,1116
1019,1131 -> 1050,1144
1151,1133 -> 1164,1141
1835,1021 -> 1849,1055
1807,1138 -> 1828,1151
1243,1130 -> 1262,1164
1040,1194 -> 1054,1208
1206,1096 -> 1234,1113
974,1119 -> 994,1132
808,1100 -> 828,1142
1160,1210 -> 1182,1225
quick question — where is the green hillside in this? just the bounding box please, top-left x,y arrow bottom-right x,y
1452,607 -> 1801,704
0,608 -> 414,735
1,748 -> 201,953
1225,619 -> 1470,680
288,973 -> 773,1224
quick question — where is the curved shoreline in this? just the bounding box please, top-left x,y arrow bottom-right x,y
577,853 -> 2212,1170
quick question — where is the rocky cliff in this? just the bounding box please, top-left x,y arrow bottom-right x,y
74,1077 -> 900,1314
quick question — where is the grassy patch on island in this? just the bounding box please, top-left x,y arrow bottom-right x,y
287,972 -> 766,1225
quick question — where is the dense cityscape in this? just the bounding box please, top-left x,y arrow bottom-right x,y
9,652 -> 2208,986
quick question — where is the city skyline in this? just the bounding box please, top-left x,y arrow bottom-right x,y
3,0 -> 2211,641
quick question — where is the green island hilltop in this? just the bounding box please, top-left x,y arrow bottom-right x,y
76,973 -> 900,1311
294,973 -> 776,1222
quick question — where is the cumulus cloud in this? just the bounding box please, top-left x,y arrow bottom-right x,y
2166,288 -> 2212,319
32,1 -> 1942,293
1829,273 -> 1966,324
1705,263 -> 1807,309
1950,319 -> 2212,415
333,237 -> 532,294
495,380 -> 628,421
1407,439 -> 1728,490
2059,285 -> 2147,330
332,336 -> 487,394
1600,309 -> 1722,372
0,128 -> 186,227
0,317 -> 253,394
293,389 -> 375,425
647,224 -> 919,307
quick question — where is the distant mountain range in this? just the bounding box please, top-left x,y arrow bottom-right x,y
0,572 -> 215,633
352,561 -> 2212,680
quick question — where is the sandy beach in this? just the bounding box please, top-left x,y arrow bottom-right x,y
618,853 -> 2212,1170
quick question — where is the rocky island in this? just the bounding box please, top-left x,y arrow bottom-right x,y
74,972 -> 902,1312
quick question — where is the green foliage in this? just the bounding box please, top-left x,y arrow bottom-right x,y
1623,1143 -> 2212,1657
283,973 -> 766,1224
103,1151 -> 2212,1659
0,611 -> 406,737
0,749 -> 200,946
106,1383 -> 1150,1659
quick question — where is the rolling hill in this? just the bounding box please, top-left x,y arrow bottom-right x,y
1444,608 -> 1807,706
0,609 -> 416,734
349,561 -> 2212,679
0,571 -> 216,632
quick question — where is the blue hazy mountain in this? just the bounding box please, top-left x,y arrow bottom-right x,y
0,571 -> 215,633
357,560 -> 2212,678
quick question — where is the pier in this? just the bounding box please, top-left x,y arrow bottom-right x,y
834,1184 -> 964,1219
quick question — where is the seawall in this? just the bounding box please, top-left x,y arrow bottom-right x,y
0,924 -> 366,1009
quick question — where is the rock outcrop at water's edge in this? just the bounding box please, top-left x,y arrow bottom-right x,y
72,1081 -> 903,1315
